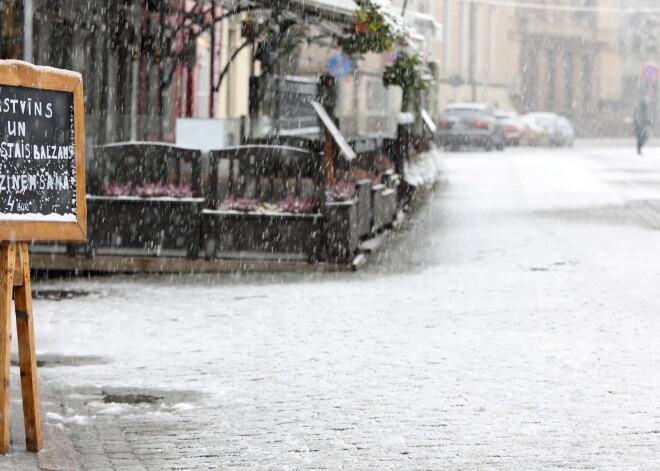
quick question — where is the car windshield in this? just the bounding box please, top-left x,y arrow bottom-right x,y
537,118 -> 555,127
445,108 -> 484,115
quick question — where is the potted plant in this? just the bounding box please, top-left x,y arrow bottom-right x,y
341,0 -> 405,56
383,51 -> 434,111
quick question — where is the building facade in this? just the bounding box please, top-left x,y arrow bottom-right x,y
435,0 -> 626,137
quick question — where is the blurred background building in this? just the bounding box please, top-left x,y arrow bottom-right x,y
2,0 -> 655,139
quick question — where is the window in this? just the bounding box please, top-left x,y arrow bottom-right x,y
366,80 -> 388,112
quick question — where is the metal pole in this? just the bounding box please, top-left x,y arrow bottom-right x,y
158,0 -> 165,140
130,0 -> 141,141
209,0 -> 216,118
23,0 -> 33,62
469,2 -> 477,101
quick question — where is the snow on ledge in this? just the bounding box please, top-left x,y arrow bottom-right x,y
397,112 -> 415,125
0,212 -> 77,222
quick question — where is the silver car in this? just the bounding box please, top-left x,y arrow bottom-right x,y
437,103 -> 505,151
523,112 -> 574,147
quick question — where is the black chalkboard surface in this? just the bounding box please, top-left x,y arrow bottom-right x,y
0,85 -> 75,220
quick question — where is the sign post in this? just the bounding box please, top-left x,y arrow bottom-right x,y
642,61 -> 659,82
0,60 -> 86,454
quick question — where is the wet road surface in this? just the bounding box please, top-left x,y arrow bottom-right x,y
8,143 -> 660,470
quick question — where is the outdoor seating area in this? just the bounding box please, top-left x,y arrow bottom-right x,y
31,130 -> 412,271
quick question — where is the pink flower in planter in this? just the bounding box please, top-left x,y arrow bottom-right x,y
103,182 -> 131,196
134,182 -> 162,197
132,182 -> 193,198
276,196 -> 315,214
164,183 -> 193,198
219,195 -> 260,211
326,180 -> 356,202
374,153 -> 395,172
340,169 -> 380,185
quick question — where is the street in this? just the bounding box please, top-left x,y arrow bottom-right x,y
9,142 -> 660,470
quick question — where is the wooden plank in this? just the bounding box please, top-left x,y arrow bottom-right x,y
13,243 -> 42,451
12,254 -> 23,287
311,101 -> 356,161
421,109 -> 437,134
72,81 -> 87,238
0,242 -> 15,454
324,128 -> 335,186
29,254 -> 356,274
0,223 -> 86,242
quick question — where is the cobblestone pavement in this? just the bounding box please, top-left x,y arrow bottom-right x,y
6,144 -> 660,469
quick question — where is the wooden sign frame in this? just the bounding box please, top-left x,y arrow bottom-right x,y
0,60 -> 86,242
0,60 -> 87,455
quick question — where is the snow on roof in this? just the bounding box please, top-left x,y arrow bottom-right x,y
445,103 -> 491,110
288,0 -> 358,16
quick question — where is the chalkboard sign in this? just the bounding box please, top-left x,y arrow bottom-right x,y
0,61 -> 86,241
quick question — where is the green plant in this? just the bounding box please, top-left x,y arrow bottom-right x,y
341,0 -> 405,55
382,52 -> 433,92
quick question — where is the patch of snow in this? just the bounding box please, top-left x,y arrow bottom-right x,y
94,404 -> 126,416
0,212 -> 76,222
404,146 -> 444,188
63,415 -> 89,425
170,403 -> 196,412
46,412 -> 63,422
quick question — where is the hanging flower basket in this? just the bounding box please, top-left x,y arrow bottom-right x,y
383,52 -> 433,92
341,0 -> 405,56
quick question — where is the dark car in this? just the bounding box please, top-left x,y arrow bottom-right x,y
436,103 -> 505,151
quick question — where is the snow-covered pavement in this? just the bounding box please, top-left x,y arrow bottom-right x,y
8,144 -> 660,469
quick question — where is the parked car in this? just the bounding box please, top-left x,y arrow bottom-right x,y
523,112 -> 573,147
556,116 -> 575,147
521,115 -> 551,146
495,109 -> 528,146
437,103 -> 505,151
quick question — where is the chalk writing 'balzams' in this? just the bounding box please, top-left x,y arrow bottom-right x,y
0,142 -> 73,159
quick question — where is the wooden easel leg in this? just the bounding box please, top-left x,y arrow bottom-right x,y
0,243 -> 15,455
14,243 -> 42,452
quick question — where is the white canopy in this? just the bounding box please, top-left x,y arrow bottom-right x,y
288,0 -> 359,17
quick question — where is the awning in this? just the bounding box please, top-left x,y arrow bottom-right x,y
288,0 -> 358,17
219,0 -> 409,42
275,0 -> 358,23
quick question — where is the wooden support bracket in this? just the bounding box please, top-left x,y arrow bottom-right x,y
0,242 -> 42,454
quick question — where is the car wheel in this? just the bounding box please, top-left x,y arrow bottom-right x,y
450,142 -> 460,152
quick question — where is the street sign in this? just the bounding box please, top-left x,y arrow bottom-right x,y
385,50 -> 399,64
448,74 -> 464,88
328,54 -> 352,78
642,61 -> 659,82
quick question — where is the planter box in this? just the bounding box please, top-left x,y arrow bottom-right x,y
82,196 -> 205,258
371,184 -> 397,232
202,210 -> 323,261
355,179 -> 372,239
325,199 -> 359,262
